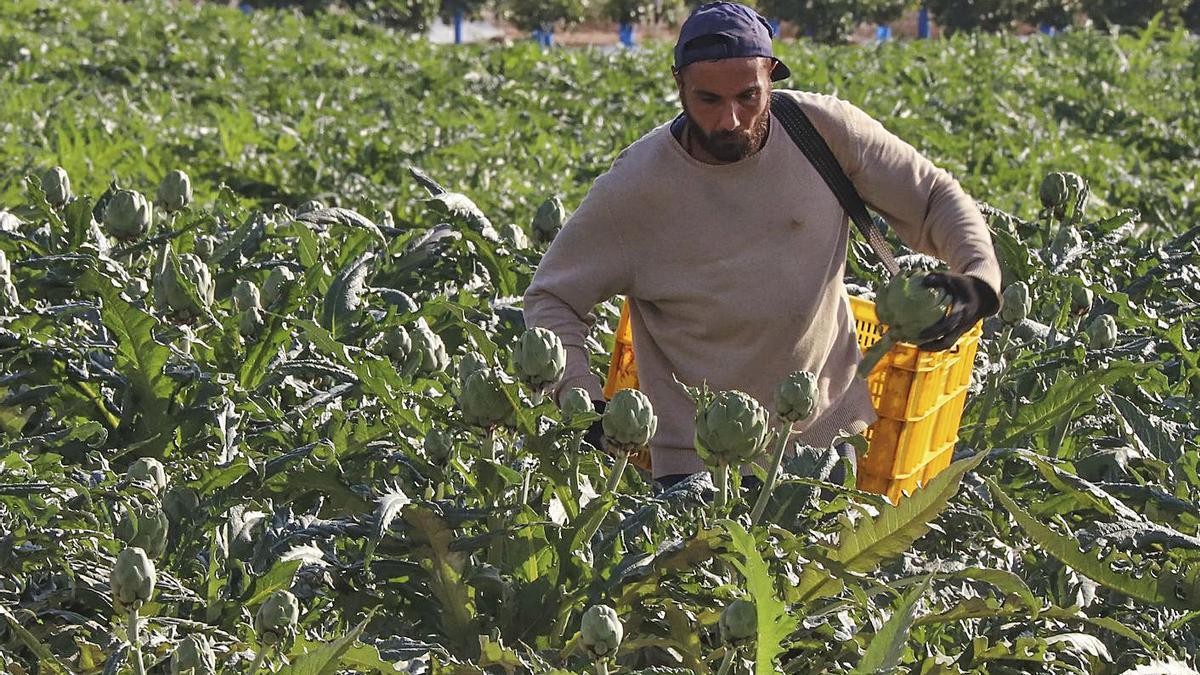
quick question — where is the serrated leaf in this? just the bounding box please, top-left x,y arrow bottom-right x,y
852,573 -> 932,674
296,207 -> 386,245
719,520 -> 798,675
278,617 -> 370,675
320,252 -> 372,337
996,364 -> 1140,446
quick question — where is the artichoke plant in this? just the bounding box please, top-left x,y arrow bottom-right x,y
1086,314 -> 1118,349
694,390 -> 771,469
232,279 -> 262,313
262,265 -> 296,307
1051,223 -> 1083,259
579,604 -> 623,660
41,166 -> 72,207
194,235 -> 218,261
154,252 -> 214,322
531,195 -> 566,245
1039,171 -> 1071,211
407,320 -> 450,375
379,325 -> 412,363
423,427 -> 455,464
254,589 -> 300,646
163,486 -> 201,530
719,599 -> 757,645
114,503 -> 170,560
1071,283 -> 1094,316
171,634 -> 216,675
126,457 -> 168,493
512,327 -> 566,393
601,388 -> 657,454
457,351 -> 489,385
239,306 -> 265,338
560,387 -> 594,419
775,370 -> 818,423
111,546 -> 156,610
157,169 -> 193,212
499,222 -> 530,249
459,368 -> 513,430
1000,281 -> 1031,325
103,189 -> 153,242
0,251 -> 17,310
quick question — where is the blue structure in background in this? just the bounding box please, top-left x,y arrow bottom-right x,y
532,27 -> 554,46
875,24 -> 891,41
1038,23 -> 1058,35
767,18 -> 781,37
918,7 -> 930,38
454,10 -> 464,44
618,22 -> 636,47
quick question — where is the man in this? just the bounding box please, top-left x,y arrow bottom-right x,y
522,1 -> 1001,490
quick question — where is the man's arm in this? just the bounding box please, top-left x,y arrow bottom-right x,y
523,181 -> 634,405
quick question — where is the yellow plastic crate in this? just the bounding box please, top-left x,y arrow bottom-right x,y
602,295 -> 982,501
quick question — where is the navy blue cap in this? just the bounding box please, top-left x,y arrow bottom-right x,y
674,2 -> 791,82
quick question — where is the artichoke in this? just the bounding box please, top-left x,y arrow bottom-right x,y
407,320 -> 450,375
379,326 -> 412,363
560,387 -> 594,419
457,351 -> 489,385
1051,224 -> 1083,259
719,599 -> 757,645
239,307 -> 265,338
579,604 -> 623,659
601,388 -> 657,454
41,166 -> 72,207
163,486 -> 201,529
858,272 -> 950,378
695,390 -> 771,467
775,370 -> 817,423
0,251 -> 16,310
111,546 -> 156,610
499,223 -> 530,249
261,265 -> 296,307
296,199 -> 325,215
1086,314 -> 1117,350
231,279 -> 262,313
1070,283 -> 1094,316
1000,282 -> 1031,325
126,457 -> 168,493
115,503 -> 170,559
103,189 -> 153,242
1039,171 -> 1070,210
154,253 -> 214,321
194,235 -> 218,261
254,590 -> 300,646
512,327 -> 566,392
423,427 -> 455,464
459,368 -> 513,429
171,634 -> 216,675
531,195 -> 566,245
157,170 -> 193,212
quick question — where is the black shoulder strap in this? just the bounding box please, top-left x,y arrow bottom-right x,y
770,91 -> 901,278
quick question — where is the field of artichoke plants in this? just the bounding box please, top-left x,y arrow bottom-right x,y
2,1 -> 1200,674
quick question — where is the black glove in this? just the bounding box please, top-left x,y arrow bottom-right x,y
583,399 -> 607,451
917,272 -> 1000,351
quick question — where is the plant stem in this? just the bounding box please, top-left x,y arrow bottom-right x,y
127,607 -> 146,675
1048,403 -> 1078,459
968,325 -> 1012,451
569,434 -> 582,496
519,465 -> 532,506
595,660 -> 610,675
750,423 -> 794,526
247,643 -> 270,674
714,463 -> 729,511
486,428 -> 497,462
552,605 -> 573,645
605,451 -> 629,494
716,647 -> 736,675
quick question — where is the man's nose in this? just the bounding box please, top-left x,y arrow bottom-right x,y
716,105 -> 741,133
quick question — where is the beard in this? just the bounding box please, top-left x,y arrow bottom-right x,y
682,101 -> 771,163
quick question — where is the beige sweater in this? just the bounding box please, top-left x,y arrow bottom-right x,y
522,89 -> 1001,478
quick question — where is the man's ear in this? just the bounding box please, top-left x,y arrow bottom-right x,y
671,66 -> 683,89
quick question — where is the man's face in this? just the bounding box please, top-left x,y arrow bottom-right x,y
674,57 -> 773,163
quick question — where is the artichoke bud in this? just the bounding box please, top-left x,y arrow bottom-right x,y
115,504 -> 170,559
499,223 -> 530,250
41,166 -> 72,207
125,277 -> 149,301
239,307 -> 265,338
254,590 -> 300,646
408,320 -> 449,375
1039,172 -> 1070,210
531,195 -> 566,245
560,387 -> 594,419
194,235 -> 218,261
423,427 -> 455,464
695,390 -> 771,467
1051,225 -> 1083,259
457,351 -> 489,384
775,370 -> 818,423
719,599 -> 757,645
171,634 -> 216,675
157,170 -> 193,212
459,368 -> 513,429
602,388 -> 657,454
103,189 -> 153,242
512,327 -> 566,392
126,457 -> 168,493
296,199 -> 325,215
111,546 -> 156,610
163,486 -> 201,528
1070,283 -> 1094,316
380,326 -> 412,363
874,272 -> 949,342
999,282 -> 1031,325
1086,314 -> 1117,350
231,279 -> 262,313
261,265 -> 296,307
579,604 -> 623,660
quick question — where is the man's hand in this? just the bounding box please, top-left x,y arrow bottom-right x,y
917,272 -> 1001,351
583,399 -> 607,452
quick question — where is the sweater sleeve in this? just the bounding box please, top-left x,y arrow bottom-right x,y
798,93 -> 1002,299
522,180 -> 634,404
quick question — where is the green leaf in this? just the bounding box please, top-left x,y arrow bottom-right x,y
719,520 -> 798,675
0,605 -> 73,674
987,479 -> 1200,610
995,364 -> 1140,446
832,451 -> 988,573
243,559 -> 302,606
319,252 -> 372,338
278,616 -> 371,675
852,572 -> 932,674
